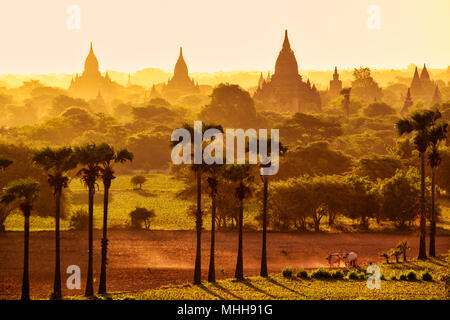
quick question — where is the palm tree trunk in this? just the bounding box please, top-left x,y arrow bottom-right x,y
429,167 -> 436,257
208,192 -> 216,283
53,189 -> 62,299
193,169 -> 202,284
235,197 -> 244,280
418,152 -> 427,260
99,182 -> 110,294
85,186 -> 94,296
260,177 -> 268,277
22,209 -> 30,300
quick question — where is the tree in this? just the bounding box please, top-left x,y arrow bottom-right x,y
340,88 -> 351,120
74,143 -> 103,297
259,139 -> 286,277
206,174 -> 219,283
97,143 -> 133,294
427,122 -> 448,257
362,102 -> 396,118
129,207 -> 156,229
131,175 -> 147,190
223,164 -> 253,280
355,154 -> 403,182
1,178 -> 40,300
171,123 -> 222,284
0,156 -> 13,232
32,146 -> 77,299
378,168 -> 422,229
351,67 -> 382,102
396,240 -> 411,262
200,84 -> 258,128
396,110 -> 439,259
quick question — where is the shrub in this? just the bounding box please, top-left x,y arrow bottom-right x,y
407,270 -> 417,281
421,270 -> 432,282
297,269 -> 309,279
399,274 -> 407,281
69,209 -> 89,230
380,251 -> 390,264
396,240 -> 411,262
390,275 -> 397,281
332,270 -> 344,279
129,207 -> 156,230
311,268 -> 332,279
358,273 -> 366,280
348,271 -> 359,280
380,274 -> 386,280
282,267 -> 293,278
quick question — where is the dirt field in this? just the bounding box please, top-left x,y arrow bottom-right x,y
0,230 -> 448,299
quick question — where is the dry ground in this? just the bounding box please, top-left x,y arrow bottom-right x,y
0,230 -> 448,299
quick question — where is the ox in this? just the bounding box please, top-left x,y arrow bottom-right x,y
342,252 -> 358,268
325,253 -> 342,268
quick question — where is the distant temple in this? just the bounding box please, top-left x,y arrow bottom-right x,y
69,43 -> 120,100
329,67 -> 343,98
409,64 -> 436,104
253,30 -> 321,113
161,47 -> 199,101
400,88 -> 413,116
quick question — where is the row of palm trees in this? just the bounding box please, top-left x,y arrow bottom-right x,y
176,124 -> 286,283
1,143 -> 133,300
396,108 -> 448,259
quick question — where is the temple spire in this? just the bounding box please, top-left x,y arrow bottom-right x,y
432,85 -> 441,105
420,64 -> 430,81
282,29 -> 291,50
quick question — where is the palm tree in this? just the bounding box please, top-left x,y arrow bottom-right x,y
396,110 -> 438,259
1,178 -> 40,300
74,143 -> 103,297
259,140 -> 286,277
171,123 -> 221,284
223,164 -> 253,280
427,122 -> 448,257
340,88 -> 351,121
396,240 -> 411,262
0,156 -> 13,233
32,146 -> 77,299
96,143 -> 133,294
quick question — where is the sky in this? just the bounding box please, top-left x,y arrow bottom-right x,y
0,0 -> 449,74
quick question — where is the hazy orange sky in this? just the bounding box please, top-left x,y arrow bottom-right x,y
0,0 -> 449,74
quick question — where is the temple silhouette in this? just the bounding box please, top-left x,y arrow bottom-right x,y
69,43 -> 120,101
253,30 -> 321,113
329,67 -> 343,98
161,47 -> 199,102
409,64 -> 440,105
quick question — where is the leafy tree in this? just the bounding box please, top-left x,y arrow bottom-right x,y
278,141 -> 352,179
427,122 -> 448,257
378,169 -> 421,229
131,175 -> 147,189
362,102 -> 396,118
50,95 -> 88,116
200,84 -> 258,128
74,143 -> 103,297
32,146 -> 78,299
351,67 -> 382,102
1,178 -> 40,300
355,154 -> 403,181
129,207 -> 156,229
396,109 -> 440,259
97,143 -> 133,294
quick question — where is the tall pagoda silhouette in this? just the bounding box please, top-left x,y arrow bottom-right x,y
69,43 -> 120,100
162,47 -> 199,102
409,64 -> 436,104
329,66 -> 343,98
253,30 -> 321,113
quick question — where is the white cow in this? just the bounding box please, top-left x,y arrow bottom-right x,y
325,253 -> 342,268
342,252 -> 358,268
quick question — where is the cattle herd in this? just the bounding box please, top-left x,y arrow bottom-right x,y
326,252 -> 358,268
